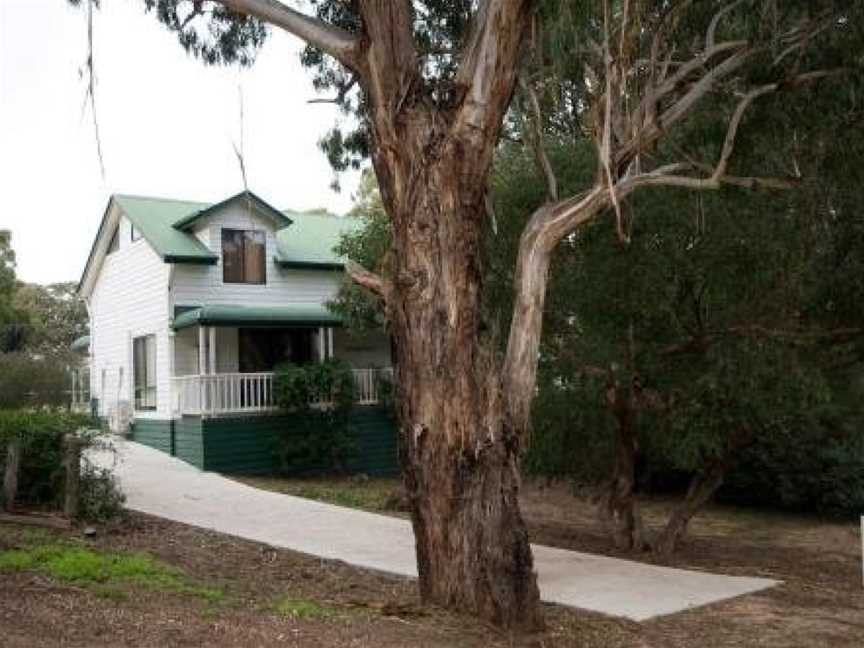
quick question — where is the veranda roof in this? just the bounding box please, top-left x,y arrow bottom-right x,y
171,304 -> 342,330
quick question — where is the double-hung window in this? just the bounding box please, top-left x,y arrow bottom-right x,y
133,335 -> 157,411
222,229 -> 266,284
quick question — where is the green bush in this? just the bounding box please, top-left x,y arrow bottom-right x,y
272,360 -> 357,475
0,409 -> 125,521
0,353 -> 71,408
719,421 -> 864,518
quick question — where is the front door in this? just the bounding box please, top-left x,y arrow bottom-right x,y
238,328 -> 314,372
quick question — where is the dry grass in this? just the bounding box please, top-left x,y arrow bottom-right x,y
1,477 -> 862,647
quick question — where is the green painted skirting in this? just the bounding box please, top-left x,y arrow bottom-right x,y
132,407 -> 398,476
130,419 -> 173,455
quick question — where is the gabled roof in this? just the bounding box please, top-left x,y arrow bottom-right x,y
113,195 -> 217,263
78,191 -> 362,299
172,190 -> 294,232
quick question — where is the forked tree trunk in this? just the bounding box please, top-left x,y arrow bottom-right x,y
378,146 -> 541,629
653,459 -> 727,559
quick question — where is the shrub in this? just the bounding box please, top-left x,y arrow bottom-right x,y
272,360 -> 357,475
0,353 -> 71,408
0,409 -> 125,521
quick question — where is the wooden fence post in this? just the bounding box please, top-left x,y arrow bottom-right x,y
63,434 -> 84,519
2,440 -> 21,512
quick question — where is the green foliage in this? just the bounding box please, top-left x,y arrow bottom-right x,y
328,169 -> 390,335
524,376 -> 614,484
272,360 -> 357,475
12,282 -> 88,359
0,409 -> 124,520
0,542 -> 223,602
0,353 -> 73,409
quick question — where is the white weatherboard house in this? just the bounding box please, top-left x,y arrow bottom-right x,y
74,191 -> 396,474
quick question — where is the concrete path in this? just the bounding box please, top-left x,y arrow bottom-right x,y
93,440 -> 778,622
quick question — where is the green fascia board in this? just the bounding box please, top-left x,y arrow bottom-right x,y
273,256 -> 344,271
173,190 -> 293,232
70,335 -> 90,353
163,254 -> 218,264
172,303 -> 342,330
113,194 -> 216,262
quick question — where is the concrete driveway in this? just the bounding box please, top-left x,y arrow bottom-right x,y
93,440 -> 778,622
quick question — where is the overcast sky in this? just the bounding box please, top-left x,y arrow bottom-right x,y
0,0 -> 360,285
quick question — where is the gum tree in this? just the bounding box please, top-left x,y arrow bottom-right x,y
71,0 -> 857,629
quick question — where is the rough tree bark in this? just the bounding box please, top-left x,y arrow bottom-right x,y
601,384 -> 646,552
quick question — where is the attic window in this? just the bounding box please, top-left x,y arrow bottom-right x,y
131,224 -> 142,242
222,229 -> 266,285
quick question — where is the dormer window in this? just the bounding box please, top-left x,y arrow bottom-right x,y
222,229 -> 266,284
131,224 -> 142,242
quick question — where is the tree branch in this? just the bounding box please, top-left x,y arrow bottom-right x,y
453,0 -> 534,142
345,260 -> 388,299
518,78 -> 558,202
213,0 -> 361,70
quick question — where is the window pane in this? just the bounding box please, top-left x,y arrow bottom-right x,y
244,231 -> 266,284
133,335 -> 157,410
222,229 -> 243,283
223,229 -> 265,284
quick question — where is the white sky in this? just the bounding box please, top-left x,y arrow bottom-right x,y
0,0 -> 360,284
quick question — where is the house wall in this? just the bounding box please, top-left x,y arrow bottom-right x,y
171,203 -> 344,309
87,210 -> 172,420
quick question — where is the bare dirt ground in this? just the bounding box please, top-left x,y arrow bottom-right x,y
1,477 -> 862,647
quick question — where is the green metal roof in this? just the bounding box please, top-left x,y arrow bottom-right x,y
113,195 -> 217,263
70,335 -> 90,353
173,191 -> 294,232
80,192 -> 360,297
172,304 -> 342,330
275,210 -> 362,268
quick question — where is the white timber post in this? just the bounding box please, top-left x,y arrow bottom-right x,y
168,331 -> 176,415
198,325 -> 207,415
209,326 -> 217,375
318,326 -> 326,363
198,325 -> 206,375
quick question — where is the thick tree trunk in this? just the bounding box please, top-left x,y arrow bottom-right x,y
3,440 -> 21,512
601,394 -> 646,551
377,143 -> 541,629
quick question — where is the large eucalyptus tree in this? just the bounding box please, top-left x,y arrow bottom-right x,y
70,0 -> 858,628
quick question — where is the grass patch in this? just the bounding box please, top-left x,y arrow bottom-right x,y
236,476 -> 401,512
0,543 -> 224,603
273,596 -> 336,620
